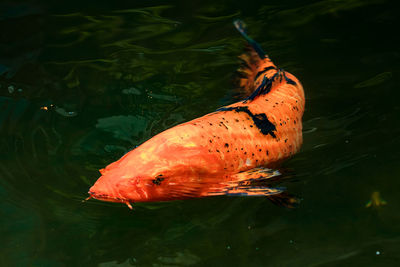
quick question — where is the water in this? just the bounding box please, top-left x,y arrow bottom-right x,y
1,0 -> 399,266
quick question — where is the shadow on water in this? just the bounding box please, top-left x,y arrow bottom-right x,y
1,0 -> 400,266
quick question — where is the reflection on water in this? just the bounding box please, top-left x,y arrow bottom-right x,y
1,0 -> 400,266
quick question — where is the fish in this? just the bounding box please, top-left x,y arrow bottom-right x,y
365,191 -> 387,208
87,20 -> 305,209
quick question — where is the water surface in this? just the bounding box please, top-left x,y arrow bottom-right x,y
1,0 -> 399,266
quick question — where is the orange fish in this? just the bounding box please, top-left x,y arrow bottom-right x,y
88,20 -> 305,209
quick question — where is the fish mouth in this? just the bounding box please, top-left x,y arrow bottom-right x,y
88,191 -> 123,202
88,191 -> 134,209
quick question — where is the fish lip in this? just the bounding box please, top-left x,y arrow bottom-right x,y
88,191 -> 127,203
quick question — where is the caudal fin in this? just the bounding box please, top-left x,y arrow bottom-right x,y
233,20 -> 266,59
234,20 -> 277,95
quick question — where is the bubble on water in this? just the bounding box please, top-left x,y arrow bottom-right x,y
376,251 -> 380,255
8,85 -> 14,93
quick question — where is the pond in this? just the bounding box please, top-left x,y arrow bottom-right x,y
0,0 -> 399,266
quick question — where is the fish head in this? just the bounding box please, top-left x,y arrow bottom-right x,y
88,132 -> 223,203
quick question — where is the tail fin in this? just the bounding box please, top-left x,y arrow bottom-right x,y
234,20 -> 277,96
233,20 -> 266,59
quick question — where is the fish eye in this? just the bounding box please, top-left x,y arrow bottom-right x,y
152,174 -> 165,185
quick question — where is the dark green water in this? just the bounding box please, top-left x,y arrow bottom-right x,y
1,0 -> 399,266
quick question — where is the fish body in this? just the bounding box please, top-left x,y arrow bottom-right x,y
88,20 -> 305,206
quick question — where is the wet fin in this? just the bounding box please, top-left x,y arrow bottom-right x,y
208,185 -> 285,197
157,167 -> 297,207
230,167 -> 281,185
206,167 -> 285,197
233,20 -> 266,59
235,47 -> 260,95
208,167 -> 299,208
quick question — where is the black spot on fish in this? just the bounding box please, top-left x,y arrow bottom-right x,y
209,140 -> 212,143
224,143 -> 229,148
216,106 -> 277,138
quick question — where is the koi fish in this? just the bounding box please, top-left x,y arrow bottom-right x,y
87,20 -> 305,209
365,191 -> 387,208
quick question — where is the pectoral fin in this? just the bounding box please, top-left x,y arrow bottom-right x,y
207,185 -> 285,197
205,167 -> 283,197
230,167 -> 281,184
205,167 -> 300,208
